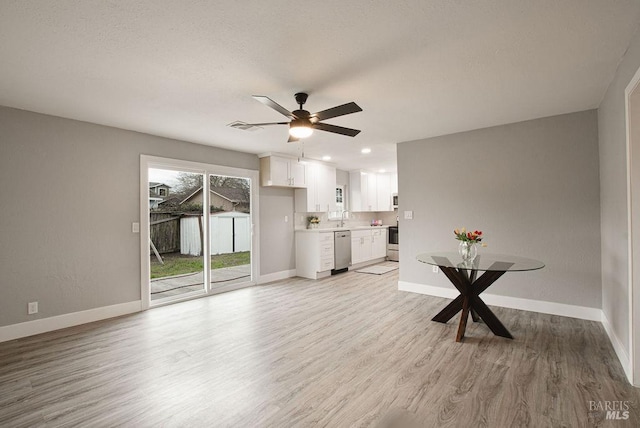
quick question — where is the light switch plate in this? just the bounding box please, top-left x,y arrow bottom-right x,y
284,215 -> 288,222
404,211 -> 413,220
132,222 -> 140,233
28,301 -> 38,314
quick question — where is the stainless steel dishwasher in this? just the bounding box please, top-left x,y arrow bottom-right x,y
332,230 -> 351,275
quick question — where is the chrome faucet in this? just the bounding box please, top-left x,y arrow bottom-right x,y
339,210 -> 350,228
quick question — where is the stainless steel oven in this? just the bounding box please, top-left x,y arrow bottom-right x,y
387,226 -> 399,261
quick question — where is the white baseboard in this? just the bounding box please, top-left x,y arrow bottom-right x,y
0,300 -> 142,343
258,269 -> 297,285
601,310 -> 633,384
399,281 -> 458,300
397,281 -> 602,321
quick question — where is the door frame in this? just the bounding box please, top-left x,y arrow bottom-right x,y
625,66 -> 640,386
140,155 -> 260,309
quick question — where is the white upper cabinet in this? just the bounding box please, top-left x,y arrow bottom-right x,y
295,162 -> 337,213
376,174 -> 391,212
316,163 -> 337,212
289,161 -> 307,188
350,171 -> 366,211
268,156 -> 290,186
260,155 -> 307,188
365,173 -> 377,211
349,171 -> 396,212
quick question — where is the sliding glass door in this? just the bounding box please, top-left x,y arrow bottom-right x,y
208,174 -> 252,289
141,156 -> 258,307
148,168 -> 206,302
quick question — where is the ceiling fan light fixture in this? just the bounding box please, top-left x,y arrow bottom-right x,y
289,118 -> 313,139
248,93 -> 361,142
289,125 -> 313,139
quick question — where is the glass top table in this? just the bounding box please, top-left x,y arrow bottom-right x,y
416,252 -> 545,272
416,251 -> 545,342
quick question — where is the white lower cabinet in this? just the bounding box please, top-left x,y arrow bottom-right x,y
296,228 -> 388,279
372,228 -> 387,259
295,231 -> 335,279
351,230 -> 372,265
351,228 -> 387,265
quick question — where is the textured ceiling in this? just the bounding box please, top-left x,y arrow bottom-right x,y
1,1 -> 639,172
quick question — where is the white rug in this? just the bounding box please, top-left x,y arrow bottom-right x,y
355,264 -> 399,275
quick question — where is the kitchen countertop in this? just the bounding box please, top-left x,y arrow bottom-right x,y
295,225 -> 390,233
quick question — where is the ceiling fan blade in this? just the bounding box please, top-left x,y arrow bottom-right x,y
252,95 -> 297,119
287,134 -> 299,143
310,102 -> 362,122
313,122 -> 361,137
245,122 -> 289,126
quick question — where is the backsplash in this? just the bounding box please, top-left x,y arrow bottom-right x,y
295,210 -> 398,229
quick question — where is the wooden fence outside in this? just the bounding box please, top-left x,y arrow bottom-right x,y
150,212 -> 181,254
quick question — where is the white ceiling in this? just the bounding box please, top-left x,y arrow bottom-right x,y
1,1 -> 639,172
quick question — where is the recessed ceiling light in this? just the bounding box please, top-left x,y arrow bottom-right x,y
378,169 -> 386,173
322,155 -> 331,161
361,148 -> 371,154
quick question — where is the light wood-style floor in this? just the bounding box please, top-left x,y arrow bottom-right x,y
1,269 -> 639,427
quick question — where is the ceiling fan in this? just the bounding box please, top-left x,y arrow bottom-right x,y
246,93 -> 362,143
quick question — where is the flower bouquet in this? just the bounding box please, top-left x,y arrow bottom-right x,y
307,216 -> 320,229
453,228 -> 485,245
454,227 -> 486,262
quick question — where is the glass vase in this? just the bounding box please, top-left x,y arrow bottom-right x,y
458,241 -> 477,263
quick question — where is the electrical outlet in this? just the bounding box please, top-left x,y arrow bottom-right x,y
432,266 -> 439,274
284,215 -> 288,222
132,222 -> 140,233
28,301 -> 38,315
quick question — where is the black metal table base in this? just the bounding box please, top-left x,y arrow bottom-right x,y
431,260 -> 515,342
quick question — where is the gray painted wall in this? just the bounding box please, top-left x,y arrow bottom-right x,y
259,186 -> 295,275
0,106 -> 294,327
598,28 -> 640,355
397,110 -> 601,308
